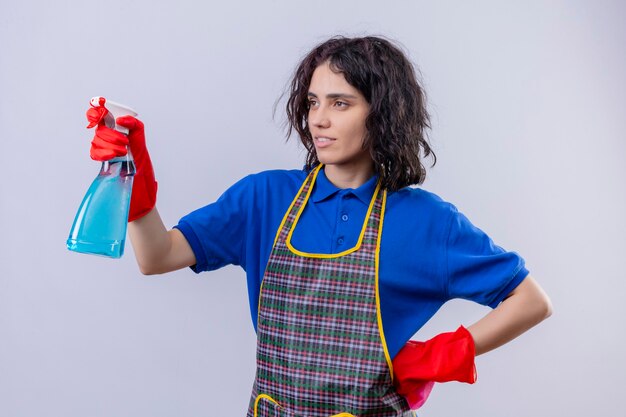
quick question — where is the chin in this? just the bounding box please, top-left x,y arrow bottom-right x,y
314,152 -> 332,165
316,158 -> 341,167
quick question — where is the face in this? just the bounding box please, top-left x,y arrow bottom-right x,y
307,61 -> 372,175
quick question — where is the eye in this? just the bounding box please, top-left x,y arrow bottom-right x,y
334,101 -> 348,108
308,99 -> 318,108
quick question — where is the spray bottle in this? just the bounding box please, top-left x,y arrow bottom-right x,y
67,97 -> 138,258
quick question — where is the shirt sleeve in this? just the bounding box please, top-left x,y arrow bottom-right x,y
173,175 -> 253,273
445,204 -> 529,308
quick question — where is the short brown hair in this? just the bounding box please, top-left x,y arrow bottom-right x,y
284,35 -> 436,191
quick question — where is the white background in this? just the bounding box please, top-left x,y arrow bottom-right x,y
1,1 -> 624,416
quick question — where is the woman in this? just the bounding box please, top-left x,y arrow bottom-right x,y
87,36 -> 552,416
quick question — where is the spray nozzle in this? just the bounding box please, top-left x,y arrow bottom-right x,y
90,96 -> 138,135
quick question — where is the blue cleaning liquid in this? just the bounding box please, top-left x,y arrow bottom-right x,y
67,156 -> 135,258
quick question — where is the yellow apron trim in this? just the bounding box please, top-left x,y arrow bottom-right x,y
259,164 -> 324,320
374,189 -> 394,381
286,174 -> 382,259
253,393 -> 281,417
256,167 -> 398,415
254,393 -> 357,417
272,164 -> 323,248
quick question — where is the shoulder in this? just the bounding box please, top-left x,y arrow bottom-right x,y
221,168 -> 308,211
219,168 -> 307,195
235,169 -> 307,199
178,168 -> 307,238
381,186 -> 458,246
387,186 -> 457,220
243,168 -> 308,188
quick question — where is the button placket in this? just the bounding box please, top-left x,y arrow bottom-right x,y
335,194 -> 350,249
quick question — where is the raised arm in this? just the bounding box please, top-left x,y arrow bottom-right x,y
128,208 -> 196,275
86,98 -> 196,274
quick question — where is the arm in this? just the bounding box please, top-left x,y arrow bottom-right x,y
394,203 -> 553,409
467,274 -> 553,356
393,275 -> 552,409
128,207 -> 196,275
86,98 -> 196,275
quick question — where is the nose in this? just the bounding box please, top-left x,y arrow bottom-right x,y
309,105 -> 330,129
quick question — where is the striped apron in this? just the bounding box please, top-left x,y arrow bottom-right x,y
247,165 -> 414,417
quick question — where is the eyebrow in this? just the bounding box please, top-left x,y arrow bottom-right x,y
307,92 -> 359,100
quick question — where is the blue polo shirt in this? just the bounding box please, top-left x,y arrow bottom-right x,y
174,167 -> 529,359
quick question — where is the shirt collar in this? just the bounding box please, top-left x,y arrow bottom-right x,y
311,167 -> 379,205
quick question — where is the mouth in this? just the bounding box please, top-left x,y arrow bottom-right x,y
314,136 -> 336,144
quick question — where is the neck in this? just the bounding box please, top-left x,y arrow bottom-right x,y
323,162 -> 375,189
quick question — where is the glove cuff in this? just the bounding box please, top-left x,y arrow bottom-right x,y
447,325 -> 477,384
128,152 -> 157,222
393,325 -> 477,385
128,176 -> 157,222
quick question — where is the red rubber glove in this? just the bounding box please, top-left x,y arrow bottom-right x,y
392,325 -> 477,409
86,98 -> 158,222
